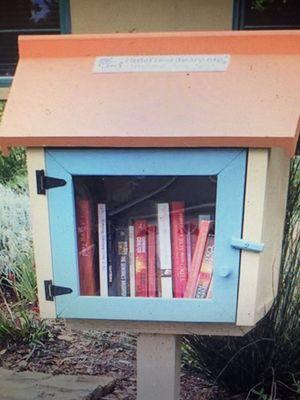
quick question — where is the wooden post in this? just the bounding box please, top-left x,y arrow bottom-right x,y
137,334 -> 181,400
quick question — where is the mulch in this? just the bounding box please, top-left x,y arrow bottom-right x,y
0,320 -> 232,400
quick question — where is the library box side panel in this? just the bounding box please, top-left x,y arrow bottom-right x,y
26,148 -> 56,318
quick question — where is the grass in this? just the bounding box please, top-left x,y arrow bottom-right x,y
183,157 -> 300,399
0,299 -> 50,348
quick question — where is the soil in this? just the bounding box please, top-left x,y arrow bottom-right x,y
0,319 -> 232,400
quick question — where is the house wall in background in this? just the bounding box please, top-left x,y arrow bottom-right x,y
0,0 -> 232,99
70,0 -> 233,33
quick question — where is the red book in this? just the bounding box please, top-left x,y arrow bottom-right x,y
171,202 -> 188,298
147,224 -> 157,297
195,235 -> 214,299
134,220 -> 148,297
184,220 -> 213,298
76,189 -> 98,296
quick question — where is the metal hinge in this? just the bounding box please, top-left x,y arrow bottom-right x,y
231,238 -> 264,253
44,280 -> 72,301
36,169 -> 66,195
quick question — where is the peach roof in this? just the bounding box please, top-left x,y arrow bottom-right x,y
0,30 -> 300,156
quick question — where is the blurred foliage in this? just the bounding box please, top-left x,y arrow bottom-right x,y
0,183 -> 33,278
252,0 -> 291,12
183,158 -> 300,399
0,101 -> 28,190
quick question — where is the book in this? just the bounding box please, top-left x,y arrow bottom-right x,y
98,203 -> 108,297
76,190 -> 98,296
107,220 -> 116,296
206,276 -> 213,299
156,226 -> 162,298
128,224 -> 135,297
185,218 -> 198,274
134,219 -> 148,297
170,202 -> 188,298
147,224 -> 157,297
184,219 -> 213,298
115,227 -> 129,296
157,203 -> 173,298
195,235 -> 214,299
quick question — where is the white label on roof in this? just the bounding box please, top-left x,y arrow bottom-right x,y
93,54 -> 230,73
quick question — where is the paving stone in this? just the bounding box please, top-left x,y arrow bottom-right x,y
0,368 -> 115,400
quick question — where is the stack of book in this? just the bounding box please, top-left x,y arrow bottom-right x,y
95,201 -> 215,299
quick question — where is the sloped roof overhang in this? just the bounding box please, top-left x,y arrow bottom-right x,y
0,30 -> 300,156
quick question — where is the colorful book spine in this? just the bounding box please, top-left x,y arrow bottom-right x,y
98,204 -> 108,297
185,217 -> 198,274
115,228 -> 129,297
157,203 -> 173,298
134,220 -> 148,297
171,202 -> 188,298
147,224 -> 157,297
195,235 -> 214,299
76,194 -> 98,296
128,224 -> 135,297
184,220 -> 212,298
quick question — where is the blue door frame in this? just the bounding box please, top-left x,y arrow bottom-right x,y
46,148 -> 246,323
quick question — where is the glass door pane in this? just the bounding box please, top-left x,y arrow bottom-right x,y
74,175 -> 216,300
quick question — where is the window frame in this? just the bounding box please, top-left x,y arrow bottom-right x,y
45,148 -> 247,323
0,0 -> 71,87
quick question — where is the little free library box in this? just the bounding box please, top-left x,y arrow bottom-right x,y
1,31 -> 300,335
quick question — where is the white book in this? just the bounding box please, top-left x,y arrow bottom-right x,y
157,203 -> 173,298
98,203 -> 108,297
128,225 -> 135,297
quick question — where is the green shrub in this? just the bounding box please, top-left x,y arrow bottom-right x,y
10,256 -> 37,305
0,101 -> 27,190
0,147 -> 27,189
183,158 -> 300,399
0,306 -> 50,348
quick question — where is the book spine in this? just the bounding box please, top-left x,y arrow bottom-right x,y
98,204 -> 108,297
171,202 -> 188,298
185,218 -> 198,274
206,277 -> 213,299
195,235 -> 214,299
134,220 -> 148,297
107,220 -> 116,296
185,222 -> 192,274
76,196 -> 98,296
157,203 -> 173,298
156,226 -> 162,298
148,224 -> 157,297
184,220 -> 212,298
116,228 -> 129,297
128,225 -> 135,297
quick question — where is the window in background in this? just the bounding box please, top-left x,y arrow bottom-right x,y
233,0 -> 300,30
0,0 -> 70,86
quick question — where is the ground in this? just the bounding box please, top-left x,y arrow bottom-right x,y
0,320 -> 232,400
